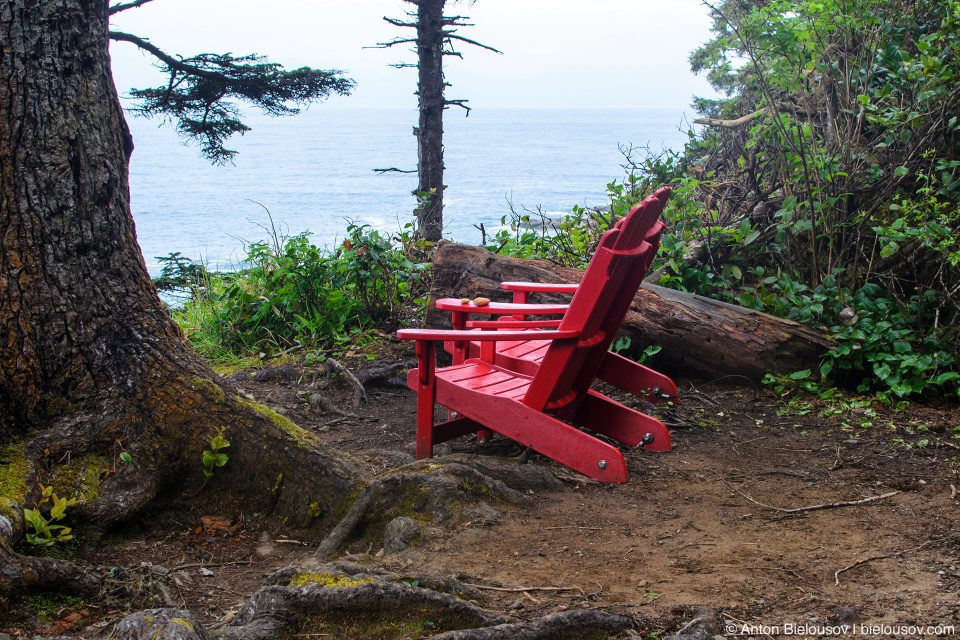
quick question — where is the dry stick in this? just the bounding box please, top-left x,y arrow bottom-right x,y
833,533 -> 957,586
544,526 -> 602,531
173,558 -> 257,571
714,471 -> 899,513
461,583 -> 581,593
263,342 -> 303,360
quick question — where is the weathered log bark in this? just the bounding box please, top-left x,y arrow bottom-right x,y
426,242 -> 835,380
0,0 -> 363,559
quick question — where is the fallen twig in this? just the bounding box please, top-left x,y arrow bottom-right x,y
732,437 -> 763,457
172,558 -> 257,572
461,583 -> 581,593
715,471 -> 899,513
834,533 -> 956,585
263,342 -> 303,360
544,526 -> 602,531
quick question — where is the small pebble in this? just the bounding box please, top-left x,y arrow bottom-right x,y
472,297 -> 490,307
510,600 -> 524,610
460,297 -> 470,304
199,567 -> 214,577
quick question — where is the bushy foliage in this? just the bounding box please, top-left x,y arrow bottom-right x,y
655,0 -> 959,399
489,0 -> 960,400
489,145 -> 677,268
155,223 -> 429,360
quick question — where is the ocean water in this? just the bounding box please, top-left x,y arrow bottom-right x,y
125,107 -> 692,276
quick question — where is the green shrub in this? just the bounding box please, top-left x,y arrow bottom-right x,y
155,223 -> 429,360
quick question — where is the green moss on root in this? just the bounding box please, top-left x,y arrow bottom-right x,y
46,453 -> 108,505
237,397 -> 320,447
0,443 -> 29,521
289,572 -> 375,588
190,376 -> 227,405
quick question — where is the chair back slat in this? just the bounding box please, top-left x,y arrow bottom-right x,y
522,188 -> 670,411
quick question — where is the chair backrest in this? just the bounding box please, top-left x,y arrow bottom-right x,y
521,187 -> 670,413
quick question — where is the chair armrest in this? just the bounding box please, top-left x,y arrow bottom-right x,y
435,298 -> 569,316
397,328 -> 578,342
501,281 -> 579,294
465,319 -> 561,329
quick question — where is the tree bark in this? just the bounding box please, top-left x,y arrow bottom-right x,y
0,0 -> 362,554
414,0 -> 446,242
425,242 -> 835,381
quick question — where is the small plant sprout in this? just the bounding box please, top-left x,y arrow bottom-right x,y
186,427 -> 230,498
203,427 -> 231,478
25,484 -> 79,547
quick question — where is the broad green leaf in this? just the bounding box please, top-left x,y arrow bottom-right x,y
933,372 -> 960,384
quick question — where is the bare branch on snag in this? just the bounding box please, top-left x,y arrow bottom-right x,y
374,167 -> 418,174
383,16 -> 417,28
445,33 -> 503,54
371,38 -> 419,49
108,0 -> 155,15
445,99 -> 471,114
443,16 -> 478,26
388,63 -> 418,69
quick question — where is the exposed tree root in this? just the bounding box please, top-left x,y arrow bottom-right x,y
314,459 -> 535,560
0,542 -> 102,602
355,361 -> 416,389
314,486 -> 374,558
267,561 -> 484,600
324,359 -> 368,409
222,580 -> 509,640
109,564 -> 633,640
428,609 -> 634,639
307,392 -> 358,417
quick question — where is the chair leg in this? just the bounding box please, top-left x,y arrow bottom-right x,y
572,391 -> 672,451
414,340 -> 437,459
597,351 -> 678,402
440,390 -> 629,482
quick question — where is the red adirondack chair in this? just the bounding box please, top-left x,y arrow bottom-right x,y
396,190 -> 672,482
439,187 -> 677,405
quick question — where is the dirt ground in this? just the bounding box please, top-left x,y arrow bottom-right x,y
7,343 -> 960,639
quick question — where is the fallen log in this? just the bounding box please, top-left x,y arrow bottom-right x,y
426,242 -> 835,381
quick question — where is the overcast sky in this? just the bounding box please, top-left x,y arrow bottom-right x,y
109,0 -> 719,110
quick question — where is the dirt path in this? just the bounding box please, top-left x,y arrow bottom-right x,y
8,348 -> 960,639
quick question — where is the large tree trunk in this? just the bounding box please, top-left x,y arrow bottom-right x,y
0,0 -> 362,555
414,0 -> 446,242
425,242 -> 836,380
